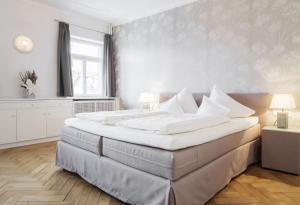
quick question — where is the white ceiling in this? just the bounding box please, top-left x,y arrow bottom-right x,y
30,0 -> 197,26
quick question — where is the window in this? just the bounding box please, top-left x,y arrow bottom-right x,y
71,36 -> 104,96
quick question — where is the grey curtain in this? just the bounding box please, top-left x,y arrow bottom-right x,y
103,34 -> 116,97
57,22 -> 73,97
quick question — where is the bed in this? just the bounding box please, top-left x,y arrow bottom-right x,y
56,93 -> 271,205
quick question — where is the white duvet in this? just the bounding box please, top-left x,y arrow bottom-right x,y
65,117 -> 259,150
118,113 -> 230,134
76,110 -> 162,125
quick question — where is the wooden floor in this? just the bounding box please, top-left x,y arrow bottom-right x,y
0,143 -> 300,205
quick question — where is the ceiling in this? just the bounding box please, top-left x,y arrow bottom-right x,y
30,0 -> 197,26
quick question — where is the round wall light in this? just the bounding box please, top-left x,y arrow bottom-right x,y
14,35 -> 34,53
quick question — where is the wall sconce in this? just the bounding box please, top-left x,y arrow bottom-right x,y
14,35 -> 34,53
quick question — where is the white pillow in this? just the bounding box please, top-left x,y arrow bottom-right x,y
159,96 -> 184,114
177,88 -> 198,113
209,86 -> 255,118
197,96 -> 230,116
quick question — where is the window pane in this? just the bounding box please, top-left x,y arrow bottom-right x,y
86,61 -> 102,95
98,45 -> 104,58
70,36 -> 104,97
71,41 -> 100,58
72,59 -> 84,95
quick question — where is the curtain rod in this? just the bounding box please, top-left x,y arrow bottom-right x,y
54,19 -> 112,35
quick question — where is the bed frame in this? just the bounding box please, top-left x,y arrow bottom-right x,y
56,93 -> 272,205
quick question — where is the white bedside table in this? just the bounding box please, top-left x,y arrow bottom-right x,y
262,126 -> 300,175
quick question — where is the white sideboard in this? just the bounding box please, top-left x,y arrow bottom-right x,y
0,99 -> 73,149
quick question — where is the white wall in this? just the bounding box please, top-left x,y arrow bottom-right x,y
0,0 -> 109,98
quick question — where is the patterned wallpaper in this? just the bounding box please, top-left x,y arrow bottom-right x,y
113,0 -> 300,108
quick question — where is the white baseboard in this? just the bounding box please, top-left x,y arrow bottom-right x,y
0,137 -> 60,150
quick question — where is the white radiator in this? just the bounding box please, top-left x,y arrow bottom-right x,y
73,98 -> 119,115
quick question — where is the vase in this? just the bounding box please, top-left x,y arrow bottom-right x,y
23,89 -> 36,99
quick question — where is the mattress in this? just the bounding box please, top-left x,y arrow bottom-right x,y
102,124 -> 260,180
60,126 -> 102,154
65,116 -> 259,150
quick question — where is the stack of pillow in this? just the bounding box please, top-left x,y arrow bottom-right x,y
159,86 -> 255,118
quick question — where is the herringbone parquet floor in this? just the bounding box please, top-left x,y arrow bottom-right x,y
0,142 -> 300,205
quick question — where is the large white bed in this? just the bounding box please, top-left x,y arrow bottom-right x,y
56,93 -> 271,205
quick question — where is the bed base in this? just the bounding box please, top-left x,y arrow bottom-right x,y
56,139 -> 260,205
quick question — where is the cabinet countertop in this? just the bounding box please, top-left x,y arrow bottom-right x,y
263,126 -> 300,134
0,98 -> 72,102
0,97 -> 116,103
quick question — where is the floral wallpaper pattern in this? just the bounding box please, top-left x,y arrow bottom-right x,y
113,0 -> 300,108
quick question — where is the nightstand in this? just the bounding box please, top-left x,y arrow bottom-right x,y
262,126 -> 300,175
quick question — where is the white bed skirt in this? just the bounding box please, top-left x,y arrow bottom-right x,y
56,139 -> 260,205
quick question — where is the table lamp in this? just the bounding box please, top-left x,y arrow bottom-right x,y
139,92 -> 155,110
270,94 -> 296,128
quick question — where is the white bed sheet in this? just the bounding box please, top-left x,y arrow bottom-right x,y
64,117 -> 259,150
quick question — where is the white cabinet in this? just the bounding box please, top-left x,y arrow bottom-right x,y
17,109 -> 47,141
0,110 -> 17,145
0,99 -> 73,147
47,107 -> 72,137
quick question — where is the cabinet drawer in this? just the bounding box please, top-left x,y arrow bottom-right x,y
47,107 -> 72,137
17,109 -> 47,141
262,129 -> 300,174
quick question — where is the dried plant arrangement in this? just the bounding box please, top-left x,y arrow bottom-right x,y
19,70 -> 38,98
19,70 -> 38,86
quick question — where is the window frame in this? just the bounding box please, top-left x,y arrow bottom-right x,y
70,36 -> 104,97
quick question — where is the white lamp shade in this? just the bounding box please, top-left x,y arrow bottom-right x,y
139,92 -> 155,103
270,94 -> 296,110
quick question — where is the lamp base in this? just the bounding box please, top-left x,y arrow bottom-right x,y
141,103 -> 151,111
277,112 -> 288,129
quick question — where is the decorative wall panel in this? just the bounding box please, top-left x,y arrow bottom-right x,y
113,0 -> 300,108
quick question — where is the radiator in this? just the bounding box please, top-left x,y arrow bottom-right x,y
73,98 -> 119,115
